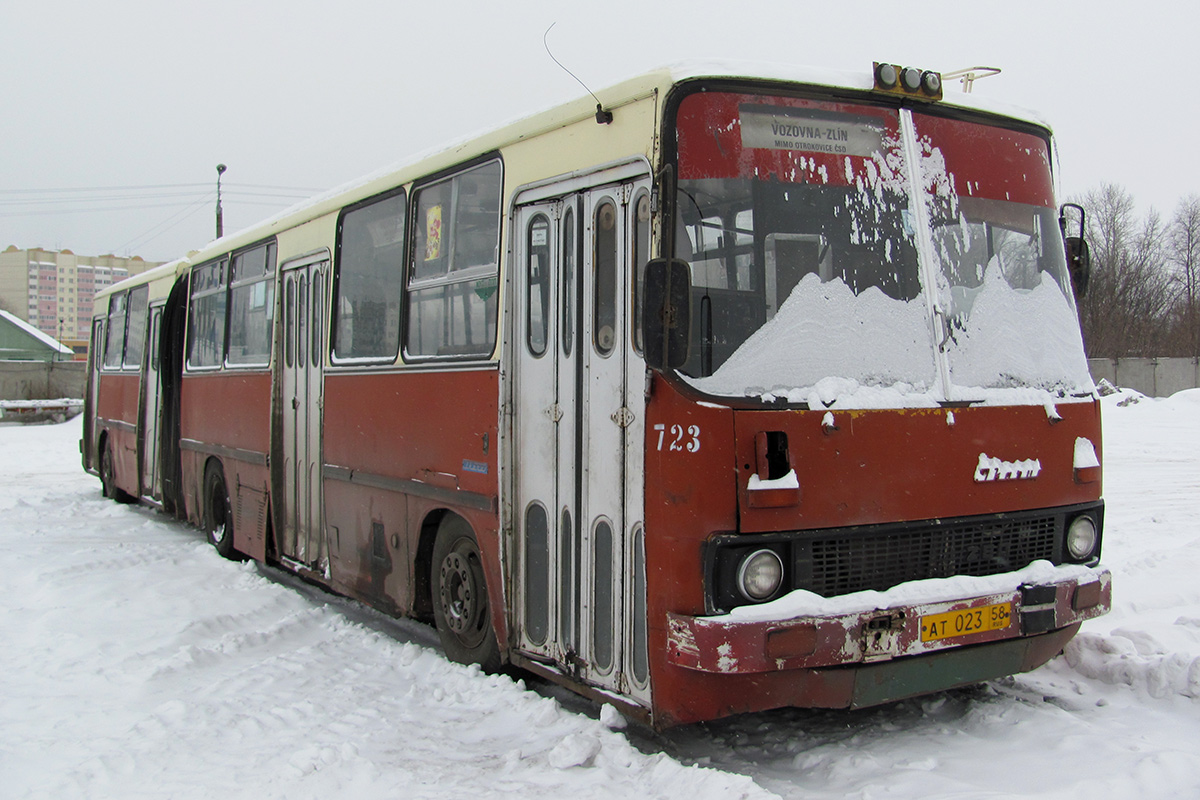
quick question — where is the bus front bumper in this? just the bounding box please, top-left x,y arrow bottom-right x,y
666,565 -> 1111,677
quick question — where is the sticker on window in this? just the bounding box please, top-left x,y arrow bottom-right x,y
425,205 -> 443,261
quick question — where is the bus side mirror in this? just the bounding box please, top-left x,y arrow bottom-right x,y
1059,202 -> 1091,298
1064,236 -> 1091,297
643,258 -> 691,371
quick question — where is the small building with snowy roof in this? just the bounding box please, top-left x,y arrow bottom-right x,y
0,309 -> 74,362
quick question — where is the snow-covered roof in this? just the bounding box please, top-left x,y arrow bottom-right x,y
0,309 -> 73,355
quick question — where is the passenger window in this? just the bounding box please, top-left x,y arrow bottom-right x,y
227,242 -> 276,367
122,285 -> 149,369
406,159 -> 502,358
312,269 -> 324,368
333,191 -> 405,362
297,275 -> 307,368
562,207 -> 576,357
593,199 -> 618,356
285,277 -> 296,369
186,259 -> 228,369
631,191 -> 650,353
103,291 -> 127,369
526,214 -> 551,357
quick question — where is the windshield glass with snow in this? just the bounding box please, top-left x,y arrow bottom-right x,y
670,89 -> 1092,406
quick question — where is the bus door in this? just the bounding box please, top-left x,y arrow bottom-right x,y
512,172 -> 651,703
279,255 -> 329,572
139,303 -> 165,502
84,316 -> 105,472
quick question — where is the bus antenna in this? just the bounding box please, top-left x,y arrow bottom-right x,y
543,23 -> 613,124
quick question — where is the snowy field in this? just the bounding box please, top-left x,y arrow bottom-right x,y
2,389 -> 1198,799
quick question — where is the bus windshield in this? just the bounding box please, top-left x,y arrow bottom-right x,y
671,89 -> 1093,406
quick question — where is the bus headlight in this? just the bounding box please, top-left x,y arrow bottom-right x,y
1066,515 -> 1098,561
737,549 -> 785,602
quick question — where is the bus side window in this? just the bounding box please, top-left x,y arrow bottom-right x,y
186,258 -> 229,369
332,191 -> 405,362
562,207 -> 575,357
122,285 -> 149,370
632,191 -> 651,353
406,159 -> 502,359
103,290 -> 128,370
527,214 -> 551,357
593,199 -> 617,356
228,241 -> 276,367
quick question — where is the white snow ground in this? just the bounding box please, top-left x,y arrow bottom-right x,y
2,388 -> 1198,799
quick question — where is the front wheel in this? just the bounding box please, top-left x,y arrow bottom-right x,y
431,516 -> 501,671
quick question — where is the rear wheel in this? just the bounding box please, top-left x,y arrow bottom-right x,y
431,516 -> 501,671
203,463 -> 240,560
99,439 -> 134,503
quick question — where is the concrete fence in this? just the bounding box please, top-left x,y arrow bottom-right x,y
0,361 -> 87,402
1088,358 -> 1200,398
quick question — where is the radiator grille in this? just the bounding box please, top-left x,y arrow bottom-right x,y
798,515 -> 1060,597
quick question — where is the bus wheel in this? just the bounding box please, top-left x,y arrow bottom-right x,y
431,516 -> 501,671
203,464 -> 240,560
99,440 -> 134,504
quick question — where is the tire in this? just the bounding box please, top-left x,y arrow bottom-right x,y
431,516 -> 501,671
203,464 -> 241,560
99,439 -> 134,504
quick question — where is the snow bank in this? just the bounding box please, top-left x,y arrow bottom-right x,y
1042,386 -> 1200,703
0,417 -> 774,800
4,385 -> 1200,799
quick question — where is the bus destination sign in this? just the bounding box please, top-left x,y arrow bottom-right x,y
740,106 -> 883,157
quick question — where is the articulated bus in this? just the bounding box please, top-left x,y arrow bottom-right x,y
84,62 -> 1111,728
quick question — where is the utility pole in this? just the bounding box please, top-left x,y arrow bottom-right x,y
216,163 -> 227,239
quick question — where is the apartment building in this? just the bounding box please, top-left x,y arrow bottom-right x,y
0,246 -> 164,344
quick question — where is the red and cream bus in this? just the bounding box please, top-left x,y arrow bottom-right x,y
84,62 -> 1111,728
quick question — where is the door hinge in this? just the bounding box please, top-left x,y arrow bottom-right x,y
545,403 -> 563,423
611,407 -> 635,428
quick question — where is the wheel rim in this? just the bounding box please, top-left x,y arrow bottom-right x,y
438,540 -> 488,647
207,477 -> 227,545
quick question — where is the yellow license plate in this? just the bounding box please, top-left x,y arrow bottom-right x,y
921,602 -> 1012,642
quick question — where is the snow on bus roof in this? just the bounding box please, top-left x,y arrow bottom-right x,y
174,61 -> 1053,269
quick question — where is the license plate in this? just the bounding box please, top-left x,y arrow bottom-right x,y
921,602 -> 1012,642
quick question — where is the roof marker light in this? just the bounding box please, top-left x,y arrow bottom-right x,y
872,62 -> 944,102
875,62 -> 898,89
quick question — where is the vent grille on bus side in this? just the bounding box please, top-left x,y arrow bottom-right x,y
797,515 -> 1059,597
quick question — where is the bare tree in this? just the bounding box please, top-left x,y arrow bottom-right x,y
1073,184 -> 1174,357
1167,194 -> 1200,356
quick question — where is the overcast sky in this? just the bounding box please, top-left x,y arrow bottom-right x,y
3,0 -> 1195,262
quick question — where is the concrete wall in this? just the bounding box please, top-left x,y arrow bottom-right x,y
1089,357 -> 1200,397
0,360 -> 86,400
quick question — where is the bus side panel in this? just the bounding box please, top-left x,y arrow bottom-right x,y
96,372 -> 143,497
321,479 -> 409,612
322,368 -> 501,628
179,371 -> 273,558
642,374 -> 740,723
